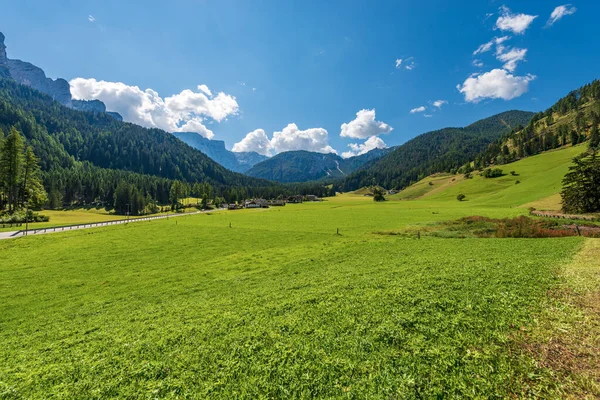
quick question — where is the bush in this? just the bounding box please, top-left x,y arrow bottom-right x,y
515,180 -> 520,185
510,171 -> 517,176
456,194 -> 466,202
373,188 -> 386,202
482,168 -> 504,178
0,211 -> 49,224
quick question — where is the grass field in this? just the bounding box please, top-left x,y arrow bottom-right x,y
0,207 -> 199,233
1,145 -> 598,398
390,144 -> 586,209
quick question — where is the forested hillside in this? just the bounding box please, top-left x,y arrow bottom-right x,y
340,110 -> 535,191
475,80 -> 600,167
0,79 -> 332,210
246,148 -> 391,183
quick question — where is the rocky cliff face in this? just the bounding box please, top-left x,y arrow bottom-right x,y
7,59 -> 72,107
0,32 -> 10,78
0,31 -> 123,120
72,99 -> 107,113
71,99 -> 123,121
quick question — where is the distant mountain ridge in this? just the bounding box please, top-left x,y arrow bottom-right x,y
0,31 -> 122,121
245,147 -> 392,183
172,132 -> 267,172
341,110 -> 536,191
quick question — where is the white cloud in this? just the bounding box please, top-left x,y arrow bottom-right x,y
495,6 -> 537,34
232,124 -> 337,155
340,109 -> 393,139
410,106 -> 426,114
473,41 -> 493,55
395,57 -> 415,70
88,15 -> 96,23
473,36 -> 510,55
432,100 -> 447,109
341,136 -> 387,158
473,59 -> 484,67
424,114 -> 433,118
271,124 -> 336,154
70,78 -> 239,139
404,57 -> 416,70
457,68 -> 535,103
547,5 -> 577,26
496,47 -> 527,72
197,84 -> 212,96
231,129 -> 271,156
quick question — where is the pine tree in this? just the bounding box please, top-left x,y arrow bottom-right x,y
0,127 -> 25,213
590,124 -> 600,151
561,151 -> 600,213
22,146 -> 47,209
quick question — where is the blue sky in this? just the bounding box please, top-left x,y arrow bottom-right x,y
2,0 -> 599,157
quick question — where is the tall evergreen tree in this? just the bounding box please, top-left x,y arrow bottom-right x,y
22,146 -> 47,209
0,127 -> 25,213
561,151 -> 600,213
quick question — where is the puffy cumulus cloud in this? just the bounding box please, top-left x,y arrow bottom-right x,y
457,69 -> 535,103
547,5 -> 577,26
69,78 -> 239,139
271,124 -> 337,154
340,109 -> 393,139
341,136 -> 387,159
410,106 -> 426,114
495,6 -> 537,34
432,100 -> 447,109
232,124 -> 336,156
496,47 -> 527,72
231,129 -> 271,156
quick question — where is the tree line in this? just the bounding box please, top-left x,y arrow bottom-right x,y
0,126 -> 46,218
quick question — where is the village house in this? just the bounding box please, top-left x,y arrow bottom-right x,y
306,195 -> 319,202
244,199 -> 269,209
286,195 -> 303,204
269,199 -> 286,206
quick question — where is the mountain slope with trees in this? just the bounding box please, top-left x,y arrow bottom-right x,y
0,79 -> 335,212
341,110 -> 535,191
474,79 -> 600,168
246,148 -> 391,183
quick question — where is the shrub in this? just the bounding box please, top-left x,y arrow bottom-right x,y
510,171 -> 517,176
456,194 -> 466,202
515,180 -> 520,185
482,168 -> 504,178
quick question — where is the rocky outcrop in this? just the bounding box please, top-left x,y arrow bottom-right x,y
0,32 -> 10,78
7,59 -> 72,107
72,99 -> 107,113
72,99 -> 123,121
0,31 -> 123,120
106,112 -> 123,121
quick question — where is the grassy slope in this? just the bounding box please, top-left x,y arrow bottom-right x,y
390,144 -> 586,209
0,196 -> 585,398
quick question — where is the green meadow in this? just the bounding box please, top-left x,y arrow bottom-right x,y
0,145 -> 597,398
